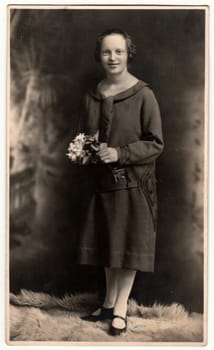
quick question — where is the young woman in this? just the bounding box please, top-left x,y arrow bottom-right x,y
75,28 -> 164,336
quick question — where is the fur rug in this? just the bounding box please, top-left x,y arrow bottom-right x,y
9,290 -> 204,344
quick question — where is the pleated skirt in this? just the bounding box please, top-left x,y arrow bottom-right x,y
75,186 -> 156,272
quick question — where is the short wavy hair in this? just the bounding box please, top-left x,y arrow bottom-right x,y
94,28 -> 136,63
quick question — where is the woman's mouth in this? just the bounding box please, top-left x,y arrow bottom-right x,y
108,64 -> 119,68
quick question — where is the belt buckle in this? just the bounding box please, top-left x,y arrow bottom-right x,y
112,167 -> 127,183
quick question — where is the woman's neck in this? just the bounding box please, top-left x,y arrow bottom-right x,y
105,70 -> 130,86
98,71 -> 139,98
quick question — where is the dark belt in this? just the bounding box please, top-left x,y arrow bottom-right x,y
95,166 -> 138,193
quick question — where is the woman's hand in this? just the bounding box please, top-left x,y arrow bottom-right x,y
98,144 -> 118,163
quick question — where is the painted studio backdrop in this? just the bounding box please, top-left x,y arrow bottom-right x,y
9,8 -> 205,313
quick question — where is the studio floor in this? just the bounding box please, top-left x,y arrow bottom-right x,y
8,289 -> 204,345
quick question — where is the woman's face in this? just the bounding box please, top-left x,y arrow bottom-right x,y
100,34 -> 128,76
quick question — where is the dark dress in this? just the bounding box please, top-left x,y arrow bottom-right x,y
75,80 -> 164,272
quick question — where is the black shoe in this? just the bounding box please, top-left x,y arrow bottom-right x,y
109,315 -> 127,336
81,306 -> 114,322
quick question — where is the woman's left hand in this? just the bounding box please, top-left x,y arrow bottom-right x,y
98,147 -> 118,163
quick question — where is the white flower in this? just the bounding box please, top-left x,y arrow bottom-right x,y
66,132 -> 100,164
74,133 -> 86,144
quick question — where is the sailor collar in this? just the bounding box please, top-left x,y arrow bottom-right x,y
88,80 -> 148,102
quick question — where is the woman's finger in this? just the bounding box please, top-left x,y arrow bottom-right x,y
100,155 -> 110,161
99,150 -> 109,157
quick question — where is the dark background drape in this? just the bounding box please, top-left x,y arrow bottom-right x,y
9,8 -> 205,313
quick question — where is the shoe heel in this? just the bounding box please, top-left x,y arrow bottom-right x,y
109,315 -> 127,336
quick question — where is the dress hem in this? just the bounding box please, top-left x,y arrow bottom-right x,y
75,247 -> 155,272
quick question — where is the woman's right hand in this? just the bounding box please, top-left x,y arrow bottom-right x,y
98,143 -> 118,163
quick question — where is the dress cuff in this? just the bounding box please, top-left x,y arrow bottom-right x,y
116,146 -> 121,161
116,145 -> 129,165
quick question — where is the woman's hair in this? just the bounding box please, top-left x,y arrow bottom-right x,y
94,28 -> 136,63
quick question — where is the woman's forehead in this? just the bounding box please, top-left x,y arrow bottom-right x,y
101,34 -> 127,48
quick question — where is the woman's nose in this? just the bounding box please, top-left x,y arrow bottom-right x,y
109,51 -> 116,60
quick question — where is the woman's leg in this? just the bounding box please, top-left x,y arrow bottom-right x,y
91,267 -> 118,315
112,268 -> 136,329
103,267 -> 118,308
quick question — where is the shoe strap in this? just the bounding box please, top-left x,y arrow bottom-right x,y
102,306 -> 114,311
113,315 -> 126,321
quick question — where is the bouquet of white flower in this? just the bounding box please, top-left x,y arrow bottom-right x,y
66,133 -> 100,164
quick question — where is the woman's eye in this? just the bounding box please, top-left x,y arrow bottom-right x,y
102,51 -> 110,56
101,49 -> 125,56
116,49 -> 124,54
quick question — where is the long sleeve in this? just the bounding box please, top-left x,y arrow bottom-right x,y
77,93 -> 100,137
116,88 -> 164,165
76,94 -> 88,134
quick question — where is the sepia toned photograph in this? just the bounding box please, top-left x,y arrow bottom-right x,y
7,4 -> 207,345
